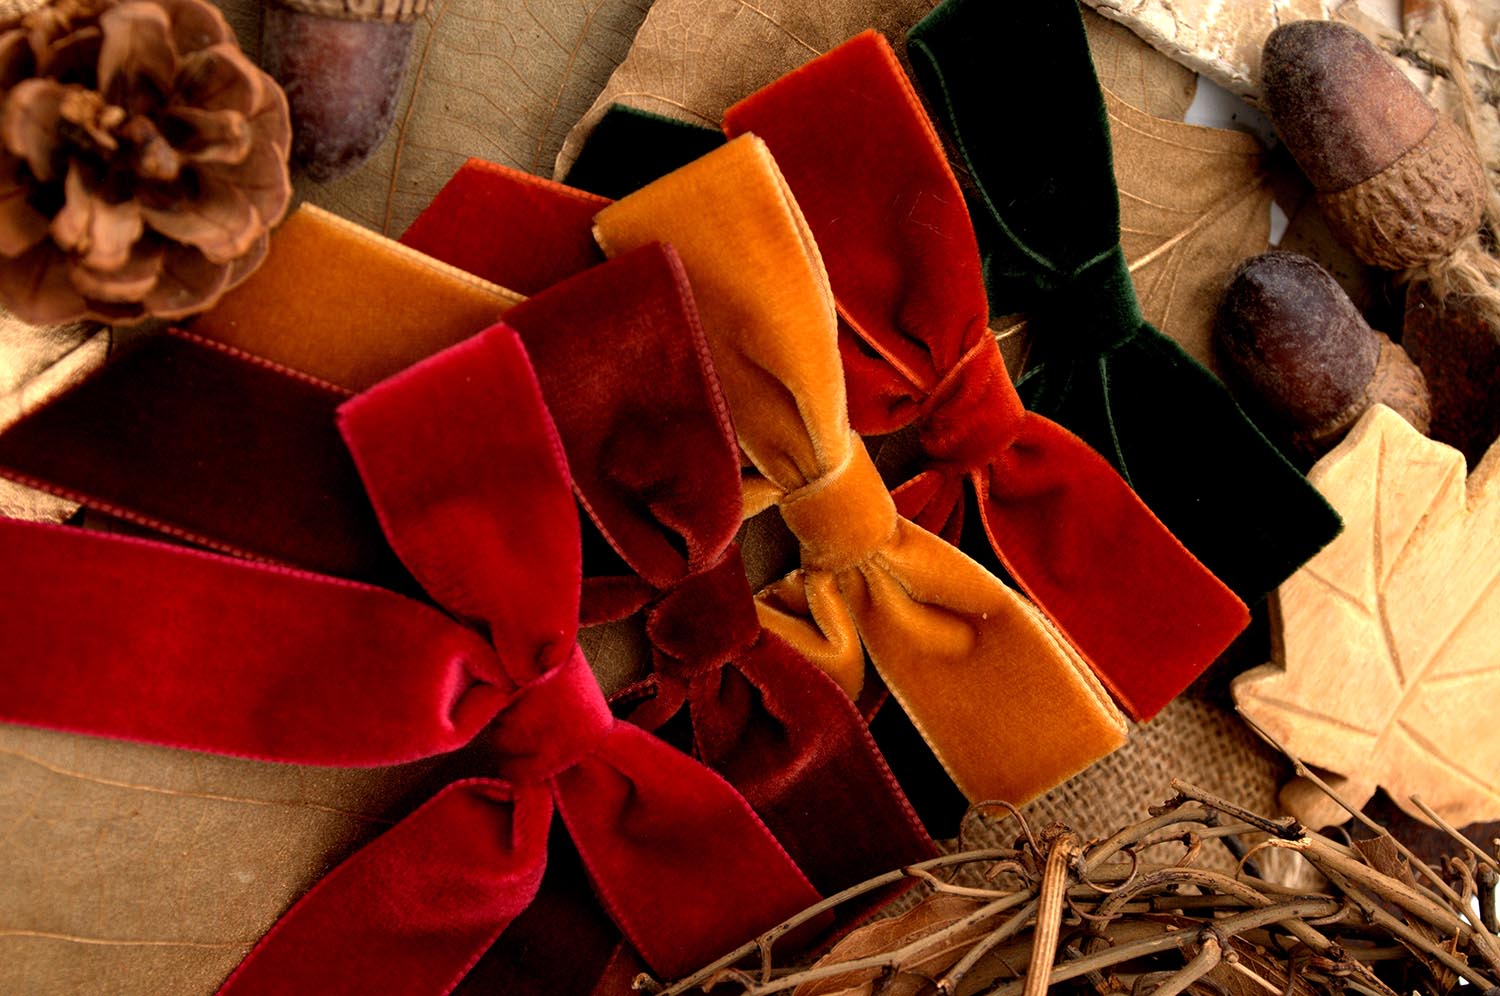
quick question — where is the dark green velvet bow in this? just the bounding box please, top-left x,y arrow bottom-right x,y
906,0 -> 1341,602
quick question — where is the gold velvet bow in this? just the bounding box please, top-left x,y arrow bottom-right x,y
593,135 -> 1127,804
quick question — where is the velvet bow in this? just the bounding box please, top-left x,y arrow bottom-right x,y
0,325 -> 819,993
905,0 -> 1342,602
474,243 -> 936,893
720,32 -> 1249,720
592,134 -> 1128,805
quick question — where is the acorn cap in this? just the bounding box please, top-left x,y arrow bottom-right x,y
1216,251 -> 1429,454
1262,20 -> 1486,269
1262,19 -> 1435,192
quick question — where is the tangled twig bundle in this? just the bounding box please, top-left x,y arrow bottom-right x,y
645,735 -> 1500,996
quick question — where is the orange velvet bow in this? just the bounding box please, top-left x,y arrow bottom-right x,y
593,135 -> 1129,804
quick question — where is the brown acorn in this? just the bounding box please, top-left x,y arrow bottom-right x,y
260,0 -> 426,182
1261,20 -> 1485,270
1216,251 -> 1430,456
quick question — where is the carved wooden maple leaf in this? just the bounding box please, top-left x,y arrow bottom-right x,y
1235,405 -> 1500,827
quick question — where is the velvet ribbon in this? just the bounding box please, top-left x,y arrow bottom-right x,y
474,243 -> 938,892
720,32 -> 1249,721
593,134 -> 1129,804
0,325 -> 820,992
905,0 -> 1342,603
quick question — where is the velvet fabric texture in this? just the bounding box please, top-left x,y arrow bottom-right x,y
906,0 -> 1342,602
0,326 -> 821,992
721,32 -> 1249,721
564,106 -> 729,200
0,331 -> 401,583
501,244 -> 936,891
190,204 -> 521,388
593,135 -> 1129,804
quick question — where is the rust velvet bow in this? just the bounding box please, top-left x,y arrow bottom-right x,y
721,32 -> 1249,721
0,325 -> 819,993
592,135 -> 1129,805
502,244 -> 936,891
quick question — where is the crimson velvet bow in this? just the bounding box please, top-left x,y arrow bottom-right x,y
502,243 -> 936,891
720,32 -> 1249,720
0,325 -> 820,993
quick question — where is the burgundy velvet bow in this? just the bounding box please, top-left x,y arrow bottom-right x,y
0,326 -> 819,993
501,243 -> 934,892
721,33 -> 1250,719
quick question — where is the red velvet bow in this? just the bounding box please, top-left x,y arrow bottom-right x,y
721,33 -> 1250,720
500,243 -> 934,892
0,326 -> 819,993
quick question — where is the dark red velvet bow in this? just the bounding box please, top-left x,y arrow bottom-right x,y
721,33 -> 1250,720
0,326 -> 819,993
500,243 -> 934,892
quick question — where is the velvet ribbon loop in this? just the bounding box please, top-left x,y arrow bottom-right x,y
493,242 -> 936,894
593,134 -> 1128,805
721,31 -> 1249,720
906,0 -> 1342,604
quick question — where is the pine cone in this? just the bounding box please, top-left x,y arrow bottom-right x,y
0,0 -> 291,324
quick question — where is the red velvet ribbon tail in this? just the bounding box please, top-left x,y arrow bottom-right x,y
979,418 -> 1249,719
701,638 -> 937,897
557,725 -> 822,978
216,780 -> 552,996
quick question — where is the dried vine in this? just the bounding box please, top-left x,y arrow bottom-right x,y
635,726 -> 1500,996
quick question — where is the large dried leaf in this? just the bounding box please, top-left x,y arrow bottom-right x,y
557,2 -> 1199,174
213,0 -> 652,236
0,725 -> 434,995
1235,405 -> 1500,827
1107,87 -> 1274,372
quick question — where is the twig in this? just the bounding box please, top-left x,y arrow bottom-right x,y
1150,933 -> 1223,996
1409,795 -> 1500,873
1023,832 -> 1081,996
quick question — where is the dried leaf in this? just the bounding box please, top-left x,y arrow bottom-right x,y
1083,10 -> 1197,120
555,0 -> 939,177
0,724 -> 435,995
1108,88 -> 1274,372
793,894 -> 991,996
1235,405 -> 1500,828
0,311 -> 107,522
1079,0 -> 1334,101
213,0 -> 653,236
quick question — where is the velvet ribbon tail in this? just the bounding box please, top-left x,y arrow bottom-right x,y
0,517 -> 501,766
216,781 -> 553,996
685,632 -> 937,892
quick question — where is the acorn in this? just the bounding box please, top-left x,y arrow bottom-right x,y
260,0 -> 426,182
1216,251 -> 1430,456
1261,20 -> 1486,270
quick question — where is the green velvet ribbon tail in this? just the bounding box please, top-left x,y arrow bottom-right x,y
907,0 -> 1343,605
